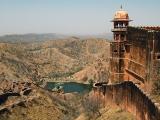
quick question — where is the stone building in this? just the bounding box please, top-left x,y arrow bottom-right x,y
109,7 -> 160,86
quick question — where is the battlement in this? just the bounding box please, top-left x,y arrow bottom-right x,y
138,26 -> 160,31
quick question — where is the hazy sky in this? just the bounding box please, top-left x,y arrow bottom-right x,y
0,0 -> 160,35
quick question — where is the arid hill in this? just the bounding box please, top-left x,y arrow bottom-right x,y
0,37 -> 110,83
0,37 -> 136,120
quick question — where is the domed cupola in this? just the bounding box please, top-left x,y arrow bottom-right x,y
113,6 -> 131,22
114,9 -> 129,21
111,6 -> 132,29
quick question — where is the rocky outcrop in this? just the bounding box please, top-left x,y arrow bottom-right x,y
0,79 -> 32,105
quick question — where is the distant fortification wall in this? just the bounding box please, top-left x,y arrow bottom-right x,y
95,81 -> 160,120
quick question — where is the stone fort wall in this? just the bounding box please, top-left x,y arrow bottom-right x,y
110,26 -> 160,86
95,81 -> 160,120
126,27 -> 160,84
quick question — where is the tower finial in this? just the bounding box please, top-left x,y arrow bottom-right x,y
120,5 -> 123,9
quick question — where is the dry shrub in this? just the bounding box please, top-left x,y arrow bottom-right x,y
82,94 -> 101,119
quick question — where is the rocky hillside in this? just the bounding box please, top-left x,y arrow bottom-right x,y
0,37 -> 110,83
0,86 -> 135,120
0,87 -> 73,120
0,37 -> 136,120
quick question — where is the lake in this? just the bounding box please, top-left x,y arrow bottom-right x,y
45,82 -> 92,93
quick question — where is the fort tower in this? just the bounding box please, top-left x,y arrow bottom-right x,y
110,7 -> 132,82
110,7 -> 160,87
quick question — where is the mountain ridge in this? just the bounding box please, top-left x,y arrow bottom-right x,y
0,33 -> 112,43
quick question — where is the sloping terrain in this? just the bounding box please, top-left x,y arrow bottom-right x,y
0,88 -> 65,120
0,37 -> 110,83
0,37 -> 136,120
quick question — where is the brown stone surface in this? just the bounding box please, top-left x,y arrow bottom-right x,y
110,9 -> 160,88
95,81 -> 160,120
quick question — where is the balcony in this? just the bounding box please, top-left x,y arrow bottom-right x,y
112,28 -> 127,32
